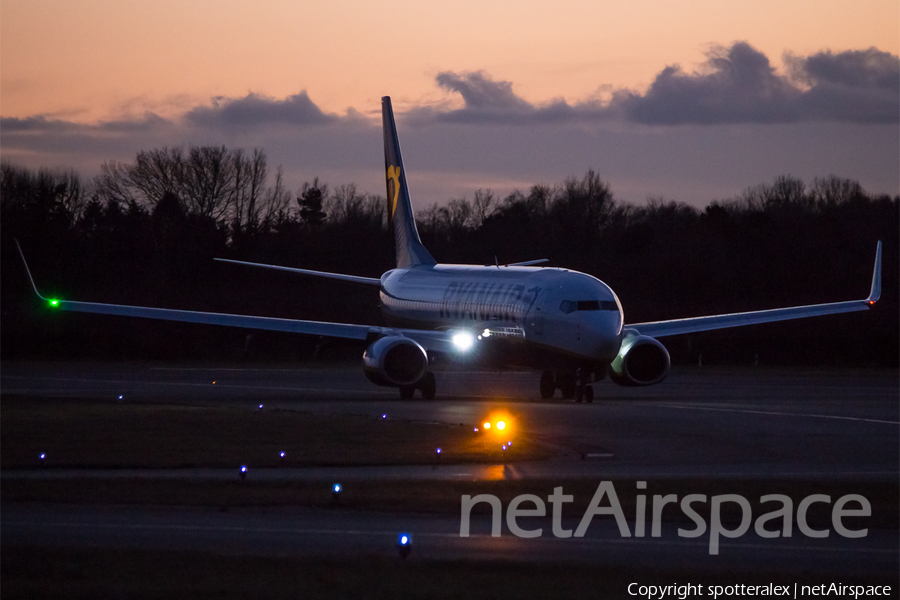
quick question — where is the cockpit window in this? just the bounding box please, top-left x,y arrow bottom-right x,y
559,300 -> 618,314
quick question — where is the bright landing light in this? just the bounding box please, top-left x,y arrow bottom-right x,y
451,331 -> 475,352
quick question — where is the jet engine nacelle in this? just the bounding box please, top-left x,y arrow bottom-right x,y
363,335 -> 429,387
609,333 -> 670,387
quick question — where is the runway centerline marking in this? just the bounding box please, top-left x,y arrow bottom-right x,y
636,403 -> 899,425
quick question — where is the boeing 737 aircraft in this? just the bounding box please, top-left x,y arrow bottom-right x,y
18,97 -> 882,401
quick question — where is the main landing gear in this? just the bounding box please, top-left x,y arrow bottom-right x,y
540,369 -> 594,402
399,372 -> 436,400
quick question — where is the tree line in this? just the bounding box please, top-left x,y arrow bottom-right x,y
1,146 -> 896,366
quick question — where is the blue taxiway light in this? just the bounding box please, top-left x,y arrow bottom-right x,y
397,532 -> 412,558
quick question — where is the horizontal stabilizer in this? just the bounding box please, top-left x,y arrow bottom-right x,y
214,258 -> 381,285
507,259 -> 549,267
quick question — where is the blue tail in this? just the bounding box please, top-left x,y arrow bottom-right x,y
382,96 -> 436,269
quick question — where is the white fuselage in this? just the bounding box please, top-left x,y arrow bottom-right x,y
379,264 -> 624,367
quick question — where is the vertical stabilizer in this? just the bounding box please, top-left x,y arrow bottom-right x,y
382,96 -> 436,268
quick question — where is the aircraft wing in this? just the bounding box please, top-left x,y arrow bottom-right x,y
16,242 -> 455,353
628,241 -> 882,338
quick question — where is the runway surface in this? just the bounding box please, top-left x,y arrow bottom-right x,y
2,361 -> 898,580
3,361 -> 897,478
3,502 -> 896,576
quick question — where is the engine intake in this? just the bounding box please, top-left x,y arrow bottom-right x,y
363,336 -> 429,387
609,333 -> 670,386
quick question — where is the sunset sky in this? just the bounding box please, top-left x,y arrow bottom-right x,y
2,0 -> 898,208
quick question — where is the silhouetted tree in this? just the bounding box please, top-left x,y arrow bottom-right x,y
1,161 -> 896,366
297,178 -> 327,228
1,161 -> 87,230
94,146 -> 290,232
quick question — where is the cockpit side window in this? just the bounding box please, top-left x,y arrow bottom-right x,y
560,299 -> 618,313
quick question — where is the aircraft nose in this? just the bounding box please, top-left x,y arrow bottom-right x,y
587,311 -> 622,362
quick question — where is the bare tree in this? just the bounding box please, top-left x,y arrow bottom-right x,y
128,147 -> 186,208
472,189 -> 495,227
1,161 -> 88,221
440,198 -> 474,234
740,175 -> 809,211
94,145 -> 290,231
555,170 -> 615,234
811,176 -> 864,207
262,166 -> 292,226
94,161 -> 138,207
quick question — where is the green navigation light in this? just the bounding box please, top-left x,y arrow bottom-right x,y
49,299 -> 59,307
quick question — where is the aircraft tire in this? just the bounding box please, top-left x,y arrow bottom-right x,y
584,385 -> 594,403
539,371 -> 556,399
419,372 -> 436,400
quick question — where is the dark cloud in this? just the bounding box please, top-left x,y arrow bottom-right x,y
793,47 -> 899,90
431,44 -> 898,125
426,71 -> 605,124
788,48 -> 900,123
0,116 -> 83,132
184,91 -> 337,127
1,112 -> 173,135
436,71 -> 533,112
618,42 -> 801,124
1,44 -> 896,205
98,112 -> 174,132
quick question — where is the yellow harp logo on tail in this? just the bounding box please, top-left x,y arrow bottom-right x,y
387,166 -> 402,216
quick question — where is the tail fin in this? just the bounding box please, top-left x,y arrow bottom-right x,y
382,96 -> 436,268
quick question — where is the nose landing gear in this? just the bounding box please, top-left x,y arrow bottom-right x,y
539,369 -> 594,402
575,382 -> 594,403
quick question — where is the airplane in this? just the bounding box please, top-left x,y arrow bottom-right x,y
17,96 -> 883,402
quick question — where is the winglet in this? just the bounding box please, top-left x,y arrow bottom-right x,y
867,240 -> 882,304
14,239 -> 51,303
